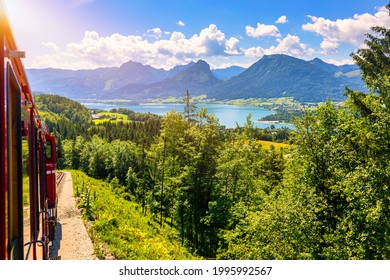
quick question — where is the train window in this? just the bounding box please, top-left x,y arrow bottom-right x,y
22,137 -> 30,206
46,140 -> 52,160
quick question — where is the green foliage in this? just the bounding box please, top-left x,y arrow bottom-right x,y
111,107 -> 162,122
76,180 -> 96,221
351,23 -> 390,99
289,99 -> 390,259
260,109 -> 304,123
218,182 -> 319,260
37,96 -> 162,170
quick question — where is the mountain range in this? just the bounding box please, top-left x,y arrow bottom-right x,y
26,54 -> 365,102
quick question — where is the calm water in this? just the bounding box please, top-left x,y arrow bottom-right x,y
82,102 -> 295,129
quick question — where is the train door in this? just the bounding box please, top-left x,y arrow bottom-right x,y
45,135 -> 57,241
45,135 -> 56,210
0,62 -> 24,260
7,63 -> 23,259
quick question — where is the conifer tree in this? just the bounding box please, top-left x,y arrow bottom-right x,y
183,89 -> 197,124
350,4 -> 390,107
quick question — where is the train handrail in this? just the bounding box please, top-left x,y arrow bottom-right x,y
23,240 -> 47,260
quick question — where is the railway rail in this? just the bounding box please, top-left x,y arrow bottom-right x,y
56,172 -> 65,188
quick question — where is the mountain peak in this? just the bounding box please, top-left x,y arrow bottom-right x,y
171,59 -> 216,82
248,54 -> 305,73
193,59 -> 211,69
262,54 -> 294,60
255,54 -> 303,66
309,57 -> 331,65
311,57 -> 323,62
119,60 -> 154,71
120,60 -> 139,67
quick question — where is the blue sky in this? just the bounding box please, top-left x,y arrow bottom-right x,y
3,0 -> 390,70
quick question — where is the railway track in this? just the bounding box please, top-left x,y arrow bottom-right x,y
56,172 -> 65,187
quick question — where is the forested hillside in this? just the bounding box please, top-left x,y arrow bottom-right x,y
37,10 -> 390,260
35,94 -> 91,123
206,54 -> 364,102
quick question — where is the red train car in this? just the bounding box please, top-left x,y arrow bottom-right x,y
0,1 -> 58,260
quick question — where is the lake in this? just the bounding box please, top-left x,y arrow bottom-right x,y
82,102 -> 295,129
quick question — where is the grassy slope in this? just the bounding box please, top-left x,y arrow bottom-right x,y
70,170 -> 198,260
258,140 -> 289,150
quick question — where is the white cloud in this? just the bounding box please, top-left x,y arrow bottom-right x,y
275,34 -> 315,56
33,25 -> 242,70
246,22 -> 281,38
177,20 -> 185,27
244,34 -> 315,59
325,58 -> 355,66
33,23 -> 324,70
226,37 -> 240,55
276,16 -> 288,24
302,6 -> 390,54
320,39 -> 339,54
146,28 -> 164,39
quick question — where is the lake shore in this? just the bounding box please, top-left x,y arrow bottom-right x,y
82,101 -> 295,129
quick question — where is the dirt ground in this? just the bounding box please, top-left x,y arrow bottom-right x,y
49,172 -> 97,260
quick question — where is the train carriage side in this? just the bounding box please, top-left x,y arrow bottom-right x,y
0,1 -> 58,260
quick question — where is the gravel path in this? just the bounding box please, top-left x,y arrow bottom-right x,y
49,172 -> 97,260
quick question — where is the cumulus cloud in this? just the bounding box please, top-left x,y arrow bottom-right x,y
246,22 -> 281,38
225,37 -> 240,55
302,6 -> 390,54
276,16 -> 288,24
320,39 -> 339,54
146,28 -> 164,39
244,34 -> 315,59
177,20 -> 185,27
33,25 -> 242,70
325,58 -> 355,66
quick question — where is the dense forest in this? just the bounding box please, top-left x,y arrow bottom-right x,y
39,13 -> 390,259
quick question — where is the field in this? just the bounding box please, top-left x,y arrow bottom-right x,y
92,112 -> 130,124
258,140 -> 289,150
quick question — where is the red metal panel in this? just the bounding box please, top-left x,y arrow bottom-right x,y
46,135 -> 57,209
46,165 -> 56,208
29,110 -> 37,260
0,18 -> 8,260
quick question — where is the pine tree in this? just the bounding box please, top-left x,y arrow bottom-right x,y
350,4 -> 390,107
183,89 -> 197,124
